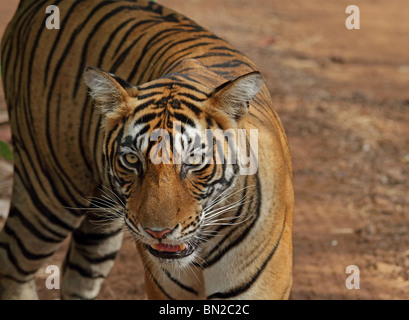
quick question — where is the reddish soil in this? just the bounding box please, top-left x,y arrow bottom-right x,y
1,0 -> 408,300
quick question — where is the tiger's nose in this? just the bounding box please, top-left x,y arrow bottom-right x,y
144,228 -> 172,239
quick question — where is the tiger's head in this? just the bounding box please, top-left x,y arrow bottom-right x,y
84,61 -> 262,268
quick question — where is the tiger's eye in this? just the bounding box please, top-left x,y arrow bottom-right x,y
124,153 -> 139,166
187,154 -> 201,166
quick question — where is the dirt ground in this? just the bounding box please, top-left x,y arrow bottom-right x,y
1,0 -> 408,300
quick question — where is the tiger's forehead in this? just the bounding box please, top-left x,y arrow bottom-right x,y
137,74 -> 212,97
121,111 -> 205,145
120,100 -> 207,154
116,75 -> 217,154
119,116 -> 207,164
128,78 -> 210,123
127,93 -> 205,130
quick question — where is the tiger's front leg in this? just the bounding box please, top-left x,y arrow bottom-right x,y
0,172 -> 83,299
61,212 -> 124,300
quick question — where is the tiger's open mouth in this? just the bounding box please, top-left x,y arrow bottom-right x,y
146,243 -> 195,259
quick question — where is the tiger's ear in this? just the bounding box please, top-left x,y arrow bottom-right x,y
209,71 -> 263,121
83,66 -> 137,115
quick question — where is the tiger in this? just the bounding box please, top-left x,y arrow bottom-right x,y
0,0 -> 294,300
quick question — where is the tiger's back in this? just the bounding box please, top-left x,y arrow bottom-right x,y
0,0 -> 293,299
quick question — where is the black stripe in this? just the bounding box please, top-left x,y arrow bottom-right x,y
103,122 -> 120,170
154,42 -> 211,77
1,0 -> 38,88
180,99 -> 202,116
12,2 -> 70,212
47,0 -> 117,95
8,206 -> 63,243
136,124 -> 151,138
81,251 -> 119,264
156,80 -> 204,100
131,98 -> 156,116
0,242 -> 37,277
163,268 -> 199,296
147,0 -> 164,16
207,210 -> 287,299
3,224 -> 55,261
109,125 -> 126,172
13,110 -> 84,215
44,0 -> 85,88
43,152 -> 85,210
110,33 -> 148,75
140,37 -> 206,81
13,167 -> 77,232
3,8 -> 26,106
136,91 -> 162,100
90,97 -> 104,174
66,261 -> 106,279
192,52 -> 234,60
34,214 -> 69,240
138,82 -> 170,91
30,196 -> 76,232
46,1 -> 120,178
169,73 -> 203,86
159,33 -> 231,75
72,228 -> 123,246
97,17 -> 135,66
173,82 -> 210,97
0,273 -> 30,284
13,0 -> 49,99
13,134 -> 72,220
133,112 -> 158,126
210,59 -> 253,70
202,175 -> 255,267
211,46 -> 240,53
72,6 -> 146,188
113,19 -> 156,57
206,116 -> 214,128
137,36 -> 201,82
159,53 -> 194,77
146,265 -> 174,300
173,112 -> 196,128
126,27 -> 197,82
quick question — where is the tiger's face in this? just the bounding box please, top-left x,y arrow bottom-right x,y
84,63 -> 262,267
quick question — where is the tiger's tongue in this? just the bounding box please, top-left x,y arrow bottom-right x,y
151,243 -> 186,253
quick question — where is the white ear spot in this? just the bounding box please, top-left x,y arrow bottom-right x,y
212,71 -> 263,120
83,66 -> 130,114
222,72 -> 263,104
